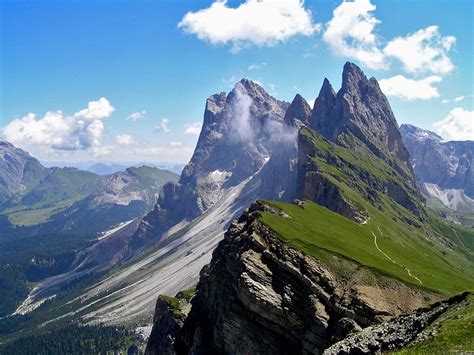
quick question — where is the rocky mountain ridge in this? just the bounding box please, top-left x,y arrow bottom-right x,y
144,63 -> 474,353
0,142 -> 178,236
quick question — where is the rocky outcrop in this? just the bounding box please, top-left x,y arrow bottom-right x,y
299,63 -> 424,219
400,124 -> 474,206
146,201 -> 438,354
146,291 -> 194,355
324,292 -> 470,354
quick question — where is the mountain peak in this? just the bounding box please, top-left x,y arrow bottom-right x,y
341,61 -> 369,95
311,63 -> 413,178
310,77 -> 336,132
284,94 -> 311,127
236,78 -> 263,92
400,124 -> 443,142
0,141 -> 14,148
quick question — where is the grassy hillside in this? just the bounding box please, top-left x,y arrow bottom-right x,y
260,127 -> 473,295
261,201 -> 473,294
0,166 -> 178,235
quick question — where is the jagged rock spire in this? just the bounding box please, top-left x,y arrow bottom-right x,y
284,94 -> 312,127
310,78 -> 336,133
310,62 -> 412,172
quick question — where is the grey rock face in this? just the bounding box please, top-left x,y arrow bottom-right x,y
311,63 -> 412,177
284,94 -> 312,128
401,124 -> 474,199
135,79 -> 294,246
146,291 -> 194,355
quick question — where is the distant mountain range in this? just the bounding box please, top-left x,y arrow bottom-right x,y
41,161 -> 186,175
0,142 -> 179,237
400,124 -> 474,212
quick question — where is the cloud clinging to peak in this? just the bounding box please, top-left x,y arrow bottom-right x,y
178,0 -> 319,52
184,122 -> 202,136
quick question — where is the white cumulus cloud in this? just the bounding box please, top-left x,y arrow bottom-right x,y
433,108 -> 474,141
379,75 -> 442,101
74,97 -> 115,120
155,118 -> 171,133
115,134 -> 134,145
454,96 -> 465,102
184,122 -> 203,136
323,0 -> 387,70
2,98 -> 114,152
384,26 -> 455,75
178,0 -> 319,52
441,99 -> 449,104
126,110 -> 146,121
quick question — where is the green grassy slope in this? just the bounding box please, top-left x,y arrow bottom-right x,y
260,127 -> 474,295
261,201 -> 473,294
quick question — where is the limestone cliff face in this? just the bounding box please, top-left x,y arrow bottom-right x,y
146,202 -> 438,354
135,79 -> 293,246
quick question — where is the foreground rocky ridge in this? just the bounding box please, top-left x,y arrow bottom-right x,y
324,292 -> 471,354
145,201 -> 447,354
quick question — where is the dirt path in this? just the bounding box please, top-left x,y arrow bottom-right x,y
372,227 -> 423,285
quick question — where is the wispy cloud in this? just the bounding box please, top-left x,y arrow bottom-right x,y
248,62 -> 267,71
155,118 -> 171,133
126,110 -> 146,121
115,134 -> 134,145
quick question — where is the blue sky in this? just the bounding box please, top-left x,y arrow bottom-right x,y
1,0 -> 473,164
